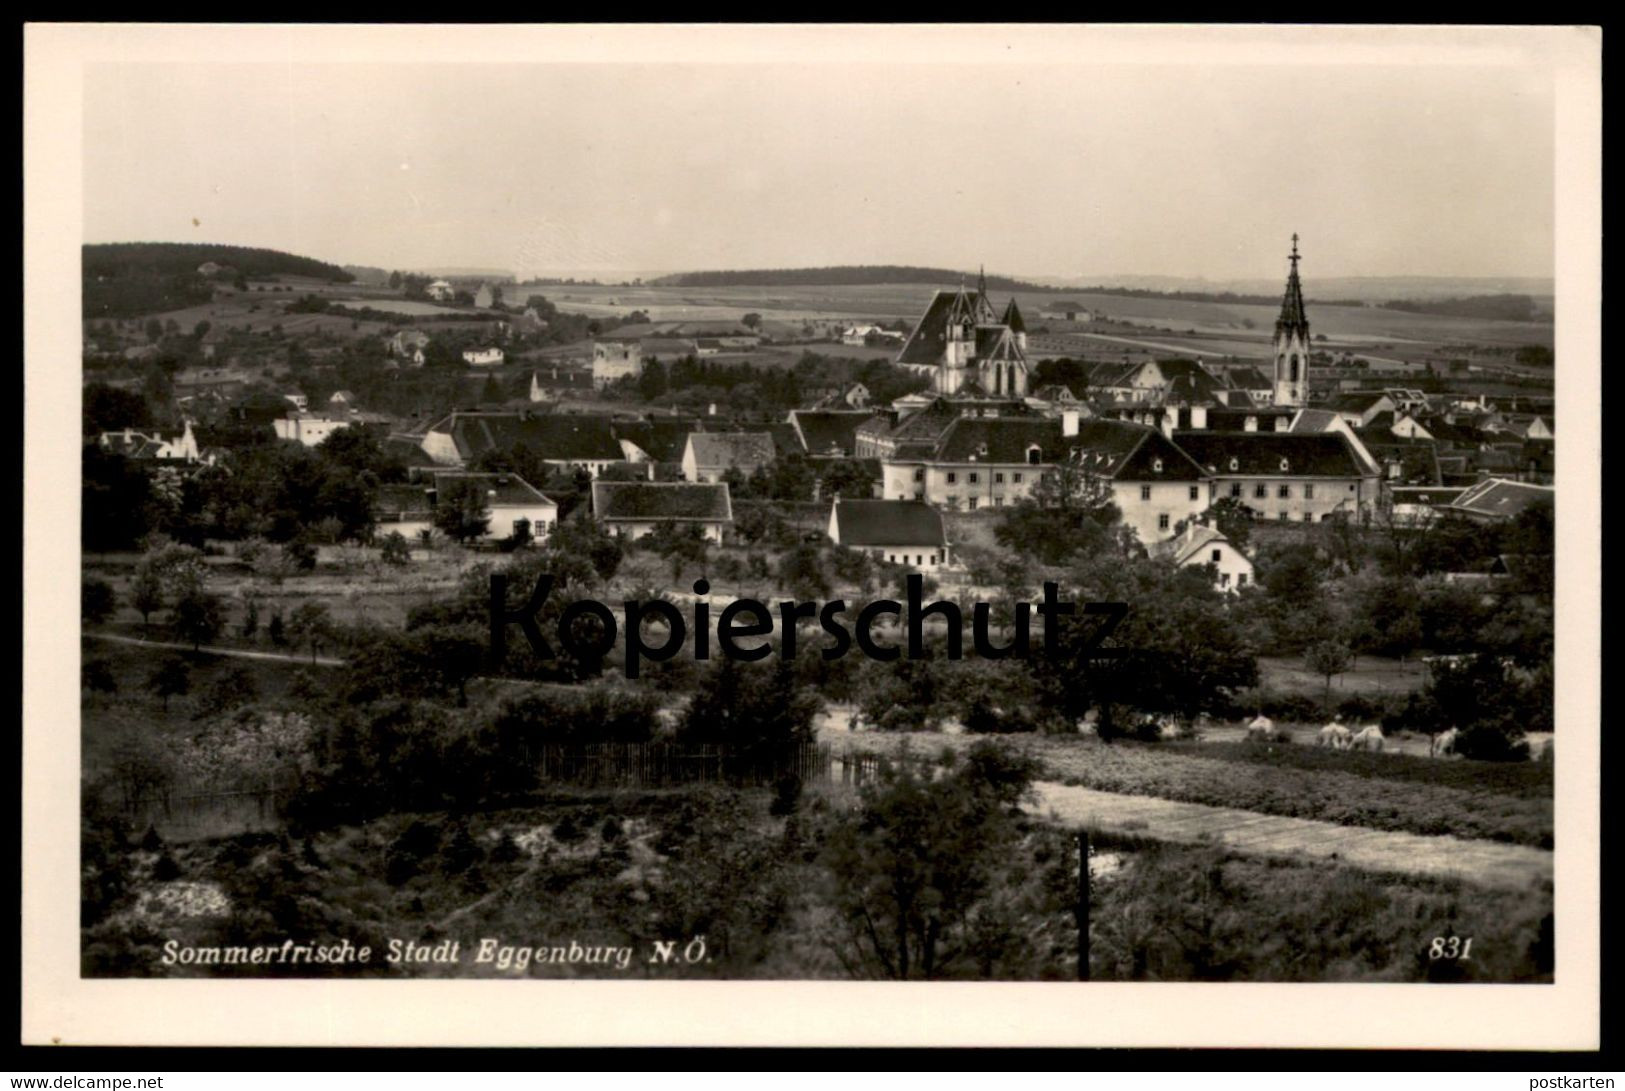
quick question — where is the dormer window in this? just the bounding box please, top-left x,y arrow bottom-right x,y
1279,458 -> 1291,472
1152,458 -> 1164,473
1228,457 -> 1239,472
1026,445 -> 1042,465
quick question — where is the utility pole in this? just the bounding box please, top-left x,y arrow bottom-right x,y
1076,829 -> 1092,981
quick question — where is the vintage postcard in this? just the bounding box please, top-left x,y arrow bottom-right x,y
22,23 -> 1601,1049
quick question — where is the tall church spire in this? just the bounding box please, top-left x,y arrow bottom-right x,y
1276,232 -> 1309,338
1271,233 -> 1309,407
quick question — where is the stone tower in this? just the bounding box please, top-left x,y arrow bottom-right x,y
1272,234 -> 1310,408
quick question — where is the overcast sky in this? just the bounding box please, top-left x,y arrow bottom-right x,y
81,33 -> 1557,282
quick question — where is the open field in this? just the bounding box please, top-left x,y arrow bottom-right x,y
1032,782 -> 1551,891
822,729 -> 1552,849
1257,654 -> 1429,699
531,281 -> 1554,354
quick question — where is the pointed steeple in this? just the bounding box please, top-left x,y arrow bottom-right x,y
1001,297 -> 1026,334
1271,234 -> 1310,408
1275,233 -> 1309,339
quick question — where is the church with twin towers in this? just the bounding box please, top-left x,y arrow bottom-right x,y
894,239 -> 1315,410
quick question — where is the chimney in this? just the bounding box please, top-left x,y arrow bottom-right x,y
1062,409 -> 1080,437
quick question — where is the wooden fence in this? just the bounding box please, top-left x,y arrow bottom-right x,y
123,787 -> 289,841
536,741 -> 831,789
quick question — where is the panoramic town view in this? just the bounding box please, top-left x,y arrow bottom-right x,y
75,52 -> 1558,984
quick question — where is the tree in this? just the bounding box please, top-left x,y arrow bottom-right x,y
994,457 -> 1121,566
82,658 -> 119,696
196,665 -> 259,718
171,585 -> 224,651
546,516 -> 623,584
389,270 -> 403,290
823,743 -> 1042,979
641,521 -> 709,583
741,313 -> 762,330
130,564 -> 166,632
1203,495 -> 1254,551
82,578 -> 117,626
677,658 -> 820,772
286,602 -> 335,665
433,476 -> 492,544
778,544 -> 829,599
146,656 -> 191,712
379,531 -> 412,566
1305,639 -> 1353,713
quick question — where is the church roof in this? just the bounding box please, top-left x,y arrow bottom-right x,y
1276,234 -> 1310,339
1001,297 -> 1026,333
896,287 -> 1001,365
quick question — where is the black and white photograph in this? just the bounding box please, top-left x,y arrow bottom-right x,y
23,23 -> 1601,1049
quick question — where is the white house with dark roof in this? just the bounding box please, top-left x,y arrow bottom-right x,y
591,481 -> 733,543
827,498 -> 949,569
1148,523 -> 1254,592
880,412 -> 1210,543
463,346 -> 505,367
681,432 -> 776,483
426,280 -> 455,302
1171,431 -> 1379,524
375,472 -> 558,544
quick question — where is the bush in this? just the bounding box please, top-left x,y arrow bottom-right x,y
769,773 -> 803,817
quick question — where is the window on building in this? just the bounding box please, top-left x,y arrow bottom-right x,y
913,468 -> 923,481
1027,447 -> 1042,465
1140,485 -> 1152,501
1211,549 -> 1221,563
1152,458 -> 1163,473
947,471 -> 957,484
1219,572 -> 1231,587
1189,485 -> 1200,501
968,472 -> 979,484
993,497 -> 1004,508
1013,472 -> 1024,483
994,472 -> 1004,483
1278,512 -> 1289,521
947,496 -> 958,507
1278,485 -> 1290,499
1229,457 -> 1240,471
1158,513 -> 1170,530
1230,483 -> 1242,498
1304,484 -> 1315,499
967,497 -> 978,510
1304,512 -> 1314,522
1238,573 -> 1248,586
1254,484 -> 1267,499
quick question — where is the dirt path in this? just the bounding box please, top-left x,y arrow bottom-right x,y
1029,781 -> 1552,891
86,631 -> 346,667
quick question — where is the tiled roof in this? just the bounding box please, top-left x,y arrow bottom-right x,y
1149,523 -> 1238,566
686,431 -> 776,472
925,417 -> 1205,482
1227,367 -> 1273,391
1171,432 -> 1371,478
896,289 -> 996,366
1449,478 -> 1554,520
377,473 -> 555,517
790,410 -> 873,457
1001,298 -> 1026,334
831,499 -> 945,548
614,418 -> 701,464
429,411 -> 628,463
592,481 -> 733,523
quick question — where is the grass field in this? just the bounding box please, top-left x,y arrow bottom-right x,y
825,731 -> 1552,849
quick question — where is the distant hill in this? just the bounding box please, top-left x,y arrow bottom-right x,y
83,242 -> 353,320
648,266 -> 1067,292
342,264 -> 392,285
1038,272 -> 1555,305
